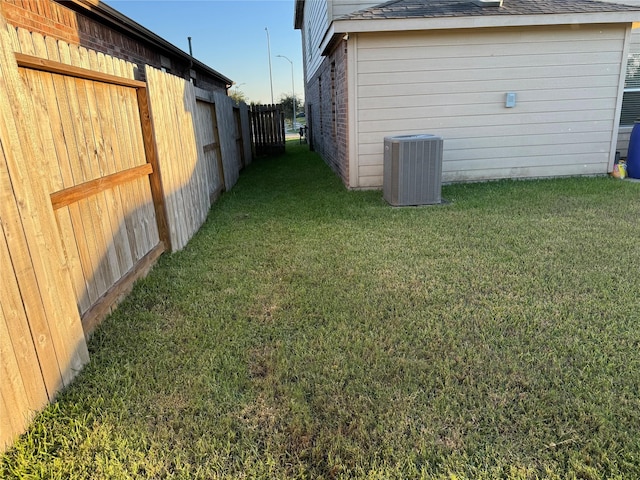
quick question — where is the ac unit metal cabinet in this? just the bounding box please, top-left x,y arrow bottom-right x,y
383,134 -> 443,206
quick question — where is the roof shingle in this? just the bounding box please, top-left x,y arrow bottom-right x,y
341,0 -> 640,20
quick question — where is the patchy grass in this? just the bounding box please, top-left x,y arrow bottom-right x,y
2,142 -> 639,479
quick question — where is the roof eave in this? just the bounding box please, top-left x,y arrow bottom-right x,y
294,0 -> 305,30
331,11 -> 640,35
56,0 -> 234,87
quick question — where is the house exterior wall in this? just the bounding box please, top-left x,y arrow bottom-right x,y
0,0 -> 228,91
352,24 -> 628,187
306,39 -> 350,184
302,0 -> 329,80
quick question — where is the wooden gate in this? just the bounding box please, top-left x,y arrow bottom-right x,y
196,99 -> 225,201
249,104 -> 286,156
13,39 -> 169,336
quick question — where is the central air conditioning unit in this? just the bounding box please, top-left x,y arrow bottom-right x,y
383,134 -> 443,206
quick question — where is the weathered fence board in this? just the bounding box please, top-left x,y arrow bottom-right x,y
215,91 -> 242,190
239,102 -> 253,167
0,17 -> 89,450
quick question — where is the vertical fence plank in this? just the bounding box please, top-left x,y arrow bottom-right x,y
210,101 -> 226,194
171,76 -> 196,244
186,82 -> 208,225
0,233 -> 48,413
239,102 -> 252,166
0,306 -> 32,449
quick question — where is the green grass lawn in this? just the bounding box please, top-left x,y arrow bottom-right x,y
2,142 -> 639,479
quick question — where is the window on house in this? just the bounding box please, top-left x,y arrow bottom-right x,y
621,52 -> 640,126
160,55 -> 172,74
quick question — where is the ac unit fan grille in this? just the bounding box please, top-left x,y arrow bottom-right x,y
383,134 -> 443,206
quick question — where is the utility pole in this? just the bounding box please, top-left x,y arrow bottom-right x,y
265,27 -> 274,104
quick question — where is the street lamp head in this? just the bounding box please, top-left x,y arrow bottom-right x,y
276,54 -> 293,65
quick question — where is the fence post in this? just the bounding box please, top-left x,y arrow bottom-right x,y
136,86 -> 171,252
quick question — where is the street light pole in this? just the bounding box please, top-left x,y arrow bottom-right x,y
265,27 -> 274,104
276,54 -> 295,131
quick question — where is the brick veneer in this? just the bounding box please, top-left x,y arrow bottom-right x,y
306,39 -> 349,186
1,0 -> 227,90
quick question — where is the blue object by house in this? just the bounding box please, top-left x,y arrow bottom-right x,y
627,122 -> 640,179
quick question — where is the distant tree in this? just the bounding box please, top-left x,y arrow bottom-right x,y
229,88 -> 247,105
279,94 -> 303,126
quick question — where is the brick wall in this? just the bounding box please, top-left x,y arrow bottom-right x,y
1,0 -> 226,90
305,39 -> 349,186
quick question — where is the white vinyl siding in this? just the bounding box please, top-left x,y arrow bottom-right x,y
304,0 -> 329,80
354,25 -> 627,186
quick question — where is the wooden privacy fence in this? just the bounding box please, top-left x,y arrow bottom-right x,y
1,15 -> 252,452
11,28 -> 168,337
250,103 -> 286,156
145,67 -> 252,251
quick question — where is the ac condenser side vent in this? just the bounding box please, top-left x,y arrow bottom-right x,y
383,134 -> 443,206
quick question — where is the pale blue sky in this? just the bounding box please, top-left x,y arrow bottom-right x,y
104,0 -> 303,105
